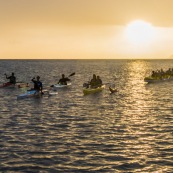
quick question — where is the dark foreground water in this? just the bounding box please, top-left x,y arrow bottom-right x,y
0,59 -> 173,173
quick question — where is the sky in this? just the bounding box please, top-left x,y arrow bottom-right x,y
1,0 -> 173,59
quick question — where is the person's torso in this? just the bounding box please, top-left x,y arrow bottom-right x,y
9,76 -> 16,84
34,81 -> 42,89
59,78 -> 69,84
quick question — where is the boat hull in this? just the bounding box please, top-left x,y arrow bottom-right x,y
144,76 -> 173,83
0,82 -> 29,88
52,83 -> 71,89
17,90 -> 38,99
0,83 -> 15,88
83,85 -> 105,95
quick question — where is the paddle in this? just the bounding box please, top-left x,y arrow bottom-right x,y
50,72 -> 75,87
68,72 -> 75,77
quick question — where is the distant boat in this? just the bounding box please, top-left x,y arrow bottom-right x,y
144,76 -> 173,83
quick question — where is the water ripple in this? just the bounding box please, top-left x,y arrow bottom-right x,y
0,60 -> 173,172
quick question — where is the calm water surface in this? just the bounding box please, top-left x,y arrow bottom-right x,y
0,59 -> 173,172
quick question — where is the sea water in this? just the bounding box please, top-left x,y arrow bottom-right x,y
0,59 -> 173,172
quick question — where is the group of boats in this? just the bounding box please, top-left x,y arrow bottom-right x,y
0,81 -> 73,99
1,68 -> 173,99
144,68 -> 173,83
0,82 -> 74,99
0,75 -> 117,100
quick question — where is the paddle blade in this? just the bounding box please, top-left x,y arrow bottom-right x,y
69,72 -> 75,77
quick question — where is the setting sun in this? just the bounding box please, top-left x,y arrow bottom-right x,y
125,20 -> 155,46
1,1 -> 173,59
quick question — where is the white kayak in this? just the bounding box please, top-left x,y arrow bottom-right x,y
48,92 -> 58,96
51,83 -> 71,88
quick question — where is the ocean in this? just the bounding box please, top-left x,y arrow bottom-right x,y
0,59 -> 173,172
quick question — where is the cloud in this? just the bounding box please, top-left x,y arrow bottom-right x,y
1,0 -> 173,27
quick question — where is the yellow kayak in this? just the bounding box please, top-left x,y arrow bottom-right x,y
83,85 -> 105,95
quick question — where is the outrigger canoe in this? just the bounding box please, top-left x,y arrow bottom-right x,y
144,76 -> 173,83
83,85 -> 105,95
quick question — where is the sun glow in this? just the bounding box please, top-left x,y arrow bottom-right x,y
125,20 -> 155,46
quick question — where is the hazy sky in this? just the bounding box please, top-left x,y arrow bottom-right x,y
1,0 -> 173,59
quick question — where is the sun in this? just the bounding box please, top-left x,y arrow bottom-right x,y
125,20 -> 155,46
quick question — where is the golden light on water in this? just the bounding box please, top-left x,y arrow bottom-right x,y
125,60 -> 150,110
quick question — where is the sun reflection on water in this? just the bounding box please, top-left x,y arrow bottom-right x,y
116,60 -> 161,168
124,60 -> 152,109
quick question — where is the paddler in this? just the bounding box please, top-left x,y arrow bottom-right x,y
31,76 -> 43,94
90,74 -> 97,88
4,72 -> 16,84
58,74 -> 70,85
96,76 -> 102,87
90,74 -> 103,88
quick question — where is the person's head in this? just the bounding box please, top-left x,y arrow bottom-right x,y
37,76 -> 40,81
12,72 -> 14,76
93,74 -> 96,79
62,74 -> 65,78
97,76 -> 100,79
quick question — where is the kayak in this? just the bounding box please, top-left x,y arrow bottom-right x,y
144,76 -> 173,83
0,82 -> 29,88
48,91 -> 58,96
17,89 -> 58,99
83,85 -> 105,95
42,89 -> 58,96
0,82 -> 15,88
51,83 -> 71,88
17,90 -> 38,99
